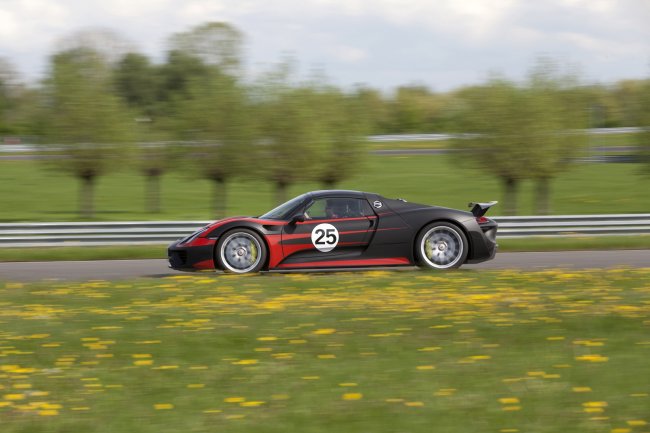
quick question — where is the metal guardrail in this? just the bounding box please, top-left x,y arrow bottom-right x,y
0,214 -> 649,247
0,221 -> 209,247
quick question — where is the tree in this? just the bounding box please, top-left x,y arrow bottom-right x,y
451,61 -> 588,216
524,61 -> 588,214
636,79 -> 650,176
114,53 -> 160,117
134,119 -> 177,214
350,85 -> 391,134
168,22 -> 244,76
450,78 -> 534,215
43,47 -> 134,218
258,84 -> 327,205
314,89 -> 370,188
113,52 -> 177,214
175,70 -> 253,218
57,28 -> 134,66
389,85 -> 447,133
165,22 -> 249,218
157,50 -> 211,109
0,58 -> 19,136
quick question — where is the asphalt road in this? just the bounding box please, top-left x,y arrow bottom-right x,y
1,250 -> 649,282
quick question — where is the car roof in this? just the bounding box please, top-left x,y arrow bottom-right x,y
308,190 -> 371,199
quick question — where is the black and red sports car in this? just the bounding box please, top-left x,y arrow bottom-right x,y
168,190 -> 498,273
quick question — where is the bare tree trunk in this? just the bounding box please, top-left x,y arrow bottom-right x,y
502,177 -> 518,216
79,174 -> 95,219
275,181 -> 288,206
213,178 -> 226,219
534,177 -> 551,215
146,171 -> 162,214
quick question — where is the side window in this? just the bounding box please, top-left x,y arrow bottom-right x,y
359,199 -> 375,217
304,199 -> 328,219
305,198 -> 374,220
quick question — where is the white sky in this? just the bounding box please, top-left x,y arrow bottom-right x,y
1,0 -> 649,91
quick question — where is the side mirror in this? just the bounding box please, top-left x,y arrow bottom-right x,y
290,214 -> 305,225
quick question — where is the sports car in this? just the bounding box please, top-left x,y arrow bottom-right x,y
168,190 -> 498,273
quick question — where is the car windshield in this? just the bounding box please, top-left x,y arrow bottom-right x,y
259,194 -> 308,220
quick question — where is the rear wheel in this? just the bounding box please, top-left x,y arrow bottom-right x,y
216,229 -> 267,273
415,222 -> 468,270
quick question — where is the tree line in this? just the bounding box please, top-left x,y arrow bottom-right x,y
0,22 -> 648,218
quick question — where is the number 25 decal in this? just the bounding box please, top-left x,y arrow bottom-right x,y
311,223 -> 339,252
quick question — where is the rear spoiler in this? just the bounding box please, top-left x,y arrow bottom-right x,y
468,201 -> 498,218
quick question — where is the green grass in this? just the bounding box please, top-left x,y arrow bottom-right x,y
0,245 -> 167,262
1,269 -> 649,432
0,236 -> 648,263
1,154 -> 648,223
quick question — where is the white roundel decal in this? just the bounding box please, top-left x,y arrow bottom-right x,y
311,223 -> 339,252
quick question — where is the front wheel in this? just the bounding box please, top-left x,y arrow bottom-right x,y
216,229 -> 267,273
415,222 -> 468,270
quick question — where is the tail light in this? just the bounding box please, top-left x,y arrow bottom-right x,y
476,216 -> 489,224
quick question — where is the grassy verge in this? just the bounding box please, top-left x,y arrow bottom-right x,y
1,270 -> 649,433
1,154 -> 648,222
0,245 -> 167,262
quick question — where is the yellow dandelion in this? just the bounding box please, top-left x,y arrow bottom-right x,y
153,403 -> 174,410
38,410 -> 59,416
416,365 -> 435,370
499,398 -> 520,405
232,359 -> 258,365
240,401 -> 265,407
626,420 -> 647,426
313,328 -> 336,335
224,397 -> 246,403
572,387 -> 592,393
583,401 -> 608,408
342,393 -> 363,400
575,355 -> 608,362
584,408 -> 605,413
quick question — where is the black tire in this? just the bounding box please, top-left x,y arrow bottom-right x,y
415,222 -> 468,270
215,229 -> 267,273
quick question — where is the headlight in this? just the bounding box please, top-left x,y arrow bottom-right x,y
180,227 -> 207,244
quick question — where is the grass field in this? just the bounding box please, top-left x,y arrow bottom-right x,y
0,154 -> 648,222
1,269 -> 649,433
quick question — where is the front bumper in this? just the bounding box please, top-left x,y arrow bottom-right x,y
168,239 -> 216,271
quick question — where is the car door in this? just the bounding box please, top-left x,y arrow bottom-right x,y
280,197 -> 377,265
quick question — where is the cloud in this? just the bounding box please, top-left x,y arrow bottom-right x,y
0,0 -> 648,89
